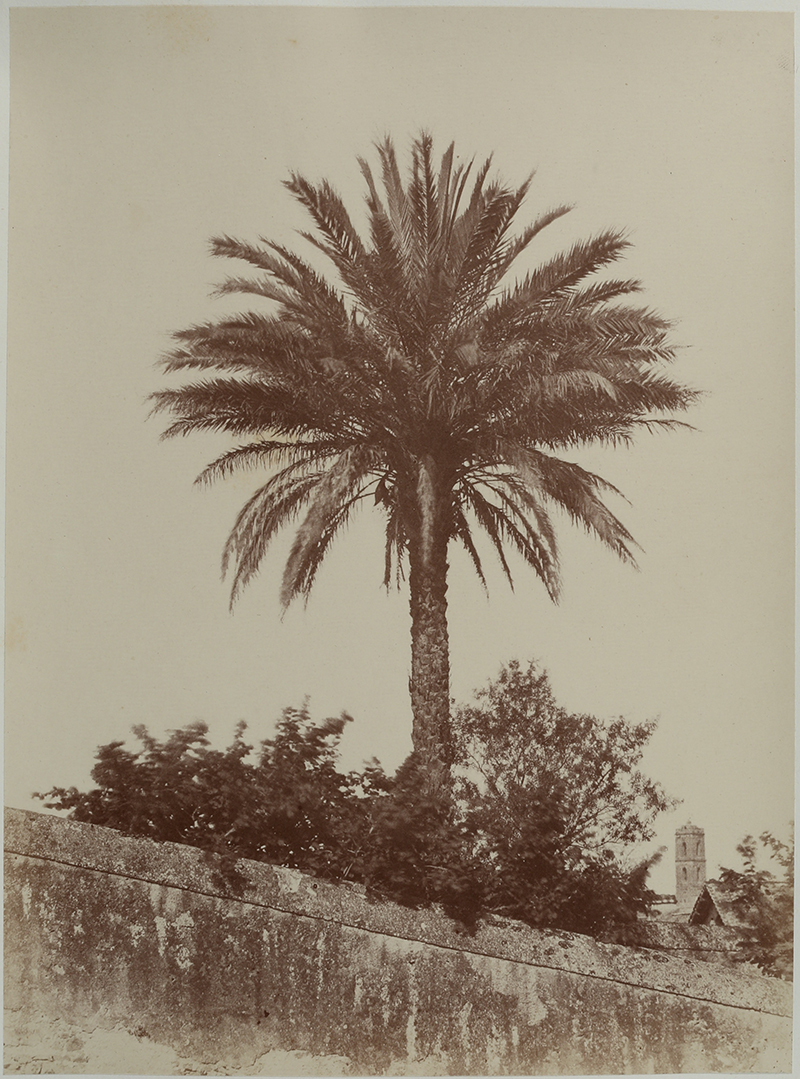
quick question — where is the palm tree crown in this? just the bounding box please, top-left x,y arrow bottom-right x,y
152,133 -> 696,787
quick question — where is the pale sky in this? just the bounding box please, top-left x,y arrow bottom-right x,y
5,6 -> 794,895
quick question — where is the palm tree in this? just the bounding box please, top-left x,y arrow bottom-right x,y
152,133 -> 696,791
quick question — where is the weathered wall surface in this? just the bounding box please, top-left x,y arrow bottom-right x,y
598,921 -> 745,965
4,808 -> 792,1075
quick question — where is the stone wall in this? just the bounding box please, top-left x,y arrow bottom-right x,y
598,921 -> 745,965
4,808 -> 793,1075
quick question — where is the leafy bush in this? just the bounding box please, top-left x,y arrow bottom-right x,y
36,663 -> 669,935
718,831 -> 794,980
449,659 -> 670,933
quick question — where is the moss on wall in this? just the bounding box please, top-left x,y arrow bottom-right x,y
4,809 -> 792,1075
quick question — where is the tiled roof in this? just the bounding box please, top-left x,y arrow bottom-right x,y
689,881 -> 751,928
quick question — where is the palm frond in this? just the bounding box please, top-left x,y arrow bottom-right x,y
258,241 -> 355,330
222,470 -> 323,606
451,506 -> 488,593
571,278 -> 643,307
283,174 -> 367,274
210,235 -> 294,274
212,275 -> 293,306
451,185 -> 530,320
382,494 -> 407,591
283,489 -> 367,608
469,473 -> 560,596
527,451 -> 639,565
489,204 -> 574,288
375,137 -> 416,270
195,438 -> 339,486
484,230 -> 631,334
460,482 -> 560,599
151,378 -> 332,440
280,446 -> 378,609
478,467 -> 560,564
161,314 -> 314,375
459,483 -> 515,587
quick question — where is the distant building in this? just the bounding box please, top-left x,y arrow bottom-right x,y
675,821 -> 706,911
638,826 -> 763,969
690,877 -> 789,931
689,881 -> 749,928
648,822 -> 707,921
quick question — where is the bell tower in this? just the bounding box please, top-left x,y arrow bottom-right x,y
675,821 -> 706,909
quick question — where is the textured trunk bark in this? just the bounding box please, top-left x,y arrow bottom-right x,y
406,457 -> 453,794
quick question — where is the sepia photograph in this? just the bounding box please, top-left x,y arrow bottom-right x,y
3,4 -> 794,1074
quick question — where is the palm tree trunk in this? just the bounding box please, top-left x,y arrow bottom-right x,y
407,457 -> 453,793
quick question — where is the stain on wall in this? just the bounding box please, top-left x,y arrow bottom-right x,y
4,808 -> 792,1075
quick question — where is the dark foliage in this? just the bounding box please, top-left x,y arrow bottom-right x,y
451,660 -> 667,933
353,754 -> 487,928
37,665 -> 667,935
718,831 -> 794,980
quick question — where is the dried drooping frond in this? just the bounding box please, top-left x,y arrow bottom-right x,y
221,469 -> 322,606
280,445 -> 380,608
